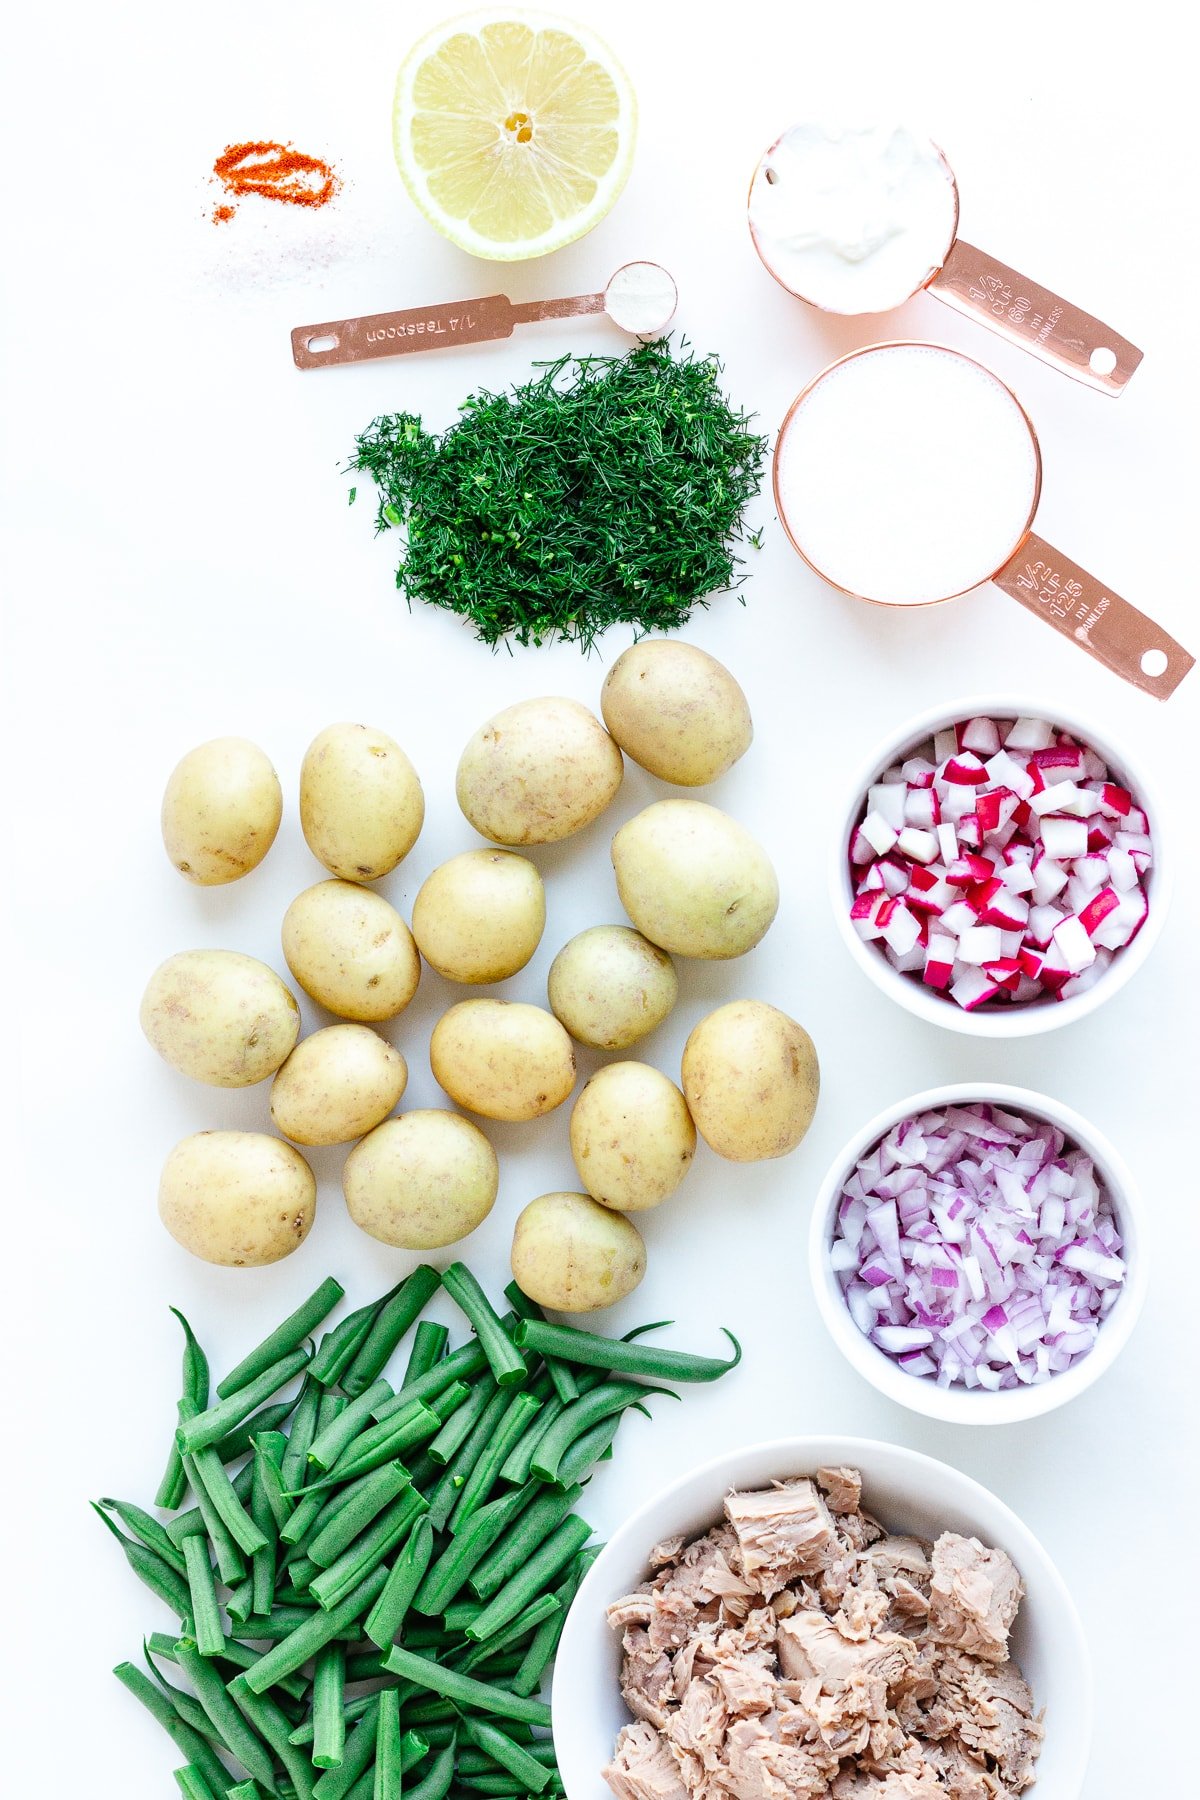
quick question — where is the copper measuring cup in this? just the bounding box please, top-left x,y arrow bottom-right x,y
749,125 -> 1141,397
772,342 -> 1191,699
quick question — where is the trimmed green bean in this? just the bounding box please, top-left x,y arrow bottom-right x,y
180,1349 -> 311,1454
172,1435 -> 248,1586
140,1642 -> 225,1747
372,1344 -> 489,1423
279,1377 -> 324,1495
310,1462 -> 411,1568
459,1717 -> 553,1795
383,1647 -> 551,1728
443,1265 -> 526,1388
308,1378 -> 394,1471
405,1738 -> 456,1800
415,1487 -> 534,1617
281,1394 -> 348,1538
174,1638 -> 278,1788
310,1489 -> 426,1612
172,1763 -> 220,1800
372,1686 -> 402,1798
366,1514 -> 434,1648
227,1785 -> 267,1800
466,1515 -> 593,1642
219,1278 -> 345,1398
503,1284 -> 577,1403
511,1546 -> 600,1698
427,1379 -> 496,1467
497,1394 -> 566,1487
467,1486 -> 582,1602
305,1403 -> 441,1493
182,1534 -> 225,1655
156,1308 -> 211,1510
512,1318 -> 741,1383
95,1496 -> 187,1576
313,1641 -> 347,1770
312,1695 -> 382,1800
113,1662 -> 232,1798
213,1396 -> 300,1466
250,1435 -> 289,1618
238,1602 -> 360,1642
427,1388 -> 509,1530
191,1446 -> 269,1557
149,1632 -> 306,1702
455,1744 -> 556,1777
244,1566 -> 387,1690
457,1594 -> 561,1674
449,1392 -> 541,1534
229,1677 -> 316,1800
342,1265 -> 441,1397
402,1320 -> 449,1388
529,1383 -> 659,1484
310,1297 -> 387,1388
93,1504 -> 191,1620
555,1413 -> 622,1487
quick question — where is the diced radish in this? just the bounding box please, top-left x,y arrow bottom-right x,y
849,715 -> 1150,1013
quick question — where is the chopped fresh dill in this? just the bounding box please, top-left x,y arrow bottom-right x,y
346,338 -> 767,650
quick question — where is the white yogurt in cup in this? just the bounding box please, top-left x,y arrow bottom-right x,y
772,342 -> 1192,698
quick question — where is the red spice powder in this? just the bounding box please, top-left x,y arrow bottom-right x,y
211,140 -> 340,221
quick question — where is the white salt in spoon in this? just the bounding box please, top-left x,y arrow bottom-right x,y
291,261 -> 678,368
773,342 -> 1192,698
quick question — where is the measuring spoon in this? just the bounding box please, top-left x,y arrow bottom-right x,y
291,261 -> 678,369
749,123 -> 1141,395
773,342 -> 1191,698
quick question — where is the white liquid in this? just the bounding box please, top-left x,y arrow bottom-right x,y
749,122 -> 958,314
604,261 -> 677,336
775,344 -> 1040,606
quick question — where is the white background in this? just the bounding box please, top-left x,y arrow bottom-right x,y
3,2 -> 1197,1793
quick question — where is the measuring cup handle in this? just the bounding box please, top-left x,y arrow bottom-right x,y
993,530 -> 1193,698
929,239 -> 1142,395
291,296 -> 514,367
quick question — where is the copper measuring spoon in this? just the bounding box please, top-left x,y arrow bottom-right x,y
291,261 -> 678,370
749,125 -> 1141,396
773,342 -> 1191,699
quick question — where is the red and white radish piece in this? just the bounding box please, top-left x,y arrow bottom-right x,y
848,716 -> 1152,1010
831,1101 -> 1126,1390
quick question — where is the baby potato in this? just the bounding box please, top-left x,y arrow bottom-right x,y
681,999 -> 820,1162
569,1062 -> 696,1211
140,949 -> 300,1087
300,722 -> 424,880
511,1192 -> 646,1312
429,1000 -> 575,1122
161,736 -> 282,885
601,641 -> 753,786
412,851 -> 545,984
158,1130 -> 316,1266
343,1111 -> 499,1250
270,1025 -> 408,1147
611,800 -> 779,959
456,697 -> 623,845
547,925 -> 678,1050
282,880 -> 420,1022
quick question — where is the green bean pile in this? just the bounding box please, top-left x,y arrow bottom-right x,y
96,1264 -> 740,1798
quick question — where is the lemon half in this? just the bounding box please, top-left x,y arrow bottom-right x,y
394,8 -> 637,261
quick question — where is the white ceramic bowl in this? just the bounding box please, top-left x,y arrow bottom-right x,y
555,1434 -> 1092,1799
809,1082 -> 1146,1426
832,695 -> 1170,1036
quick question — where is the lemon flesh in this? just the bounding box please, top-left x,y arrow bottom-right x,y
394,9 -> 636,261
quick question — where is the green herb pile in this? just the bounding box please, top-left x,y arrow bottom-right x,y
347,339 -> 767,650
96,1264 -> 739,1797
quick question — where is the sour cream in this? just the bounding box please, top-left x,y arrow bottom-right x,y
749,122 -> 958,314
774,343 -> 1040,606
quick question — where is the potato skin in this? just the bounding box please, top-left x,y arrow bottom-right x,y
158,1130 -> 316,1266
140,950 -> 301,1087
681,999 -> 819,1161
611,800 -> 779,959
282,881 -> 420,1022
343,1111 -> 499,1250
412,851 -> 545,984
601,641 -> 753,786
161,736 -> 283,885
569,1062 -> 696,1212
547,925 -> 678,1050
270,1025 -> 408,1147
430,1000 -> 576,1122
510,1192 -> 646,1312
456,697 -> 623,845
300,722 -> 424,880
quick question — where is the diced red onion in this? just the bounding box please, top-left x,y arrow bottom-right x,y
831,1102 -> 1125,1390
848,716 -> 1152,1011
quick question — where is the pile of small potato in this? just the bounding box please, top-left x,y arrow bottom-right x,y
142,640 -> 820,1310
